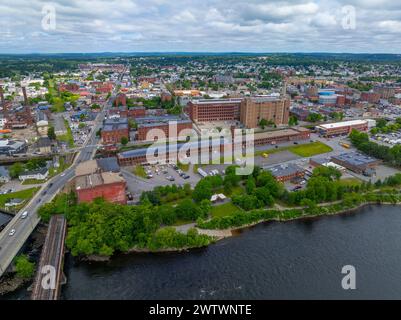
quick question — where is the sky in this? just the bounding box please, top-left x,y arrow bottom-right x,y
0,0 -> 401,54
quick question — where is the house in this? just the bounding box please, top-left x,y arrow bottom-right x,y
36,110 -> 49,136
19,167 -> 49,181
5,198 -> 25,207
0,166 -> 10,183
37,137 -> 52,154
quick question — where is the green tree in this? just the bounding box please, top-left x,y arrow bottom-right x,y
14,255 -> 35,279
9,162 -> 24,178
289,115 -> 299,126
47,126 -> 56,140
121,136 -> 129,145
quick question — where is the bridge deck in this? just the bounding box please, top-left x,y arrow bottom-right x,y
31,215 -> 67,300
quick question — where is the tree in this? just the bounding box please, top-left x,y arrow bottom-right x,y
121,136 -> 129,145
289,115 -> 298,126
376,118 -> 387,128
193,179 -> 213,203
306,113 -> 323,123
9,162 -> 24,179
15,255 -> 35,279
47,126 -> 56,140
258,118 -> 268,129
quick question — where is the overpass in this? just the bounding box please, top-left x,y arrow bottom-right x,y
31,215 -> 67,300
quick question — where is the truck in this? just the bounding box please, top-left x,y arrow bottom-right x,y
197,168 -> 208,178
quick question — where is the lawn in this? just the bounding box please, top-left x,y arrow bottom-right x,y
339,178 -> 363,187
289,141 -> 333,157
21,179 -> 47,185
57,119 -> 74,148
133,165 -> 147,178
210,202 -> 243,219
177,162 -> 189,172
0,188 -> 40,209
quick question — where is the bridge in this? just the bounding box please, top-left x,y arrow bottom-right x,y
31,215 -> 67,300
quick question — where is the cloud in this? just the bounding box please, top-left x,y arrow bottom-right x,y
0,0 -> 400,53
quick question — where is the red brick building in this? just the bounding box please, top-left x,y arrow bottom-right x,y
101,118 -> 129,144
336,95 -> 346,106
361,92 -> 381,104
114,93 -> 127,107
92,82 -> 113,94
316,120 -> 369,137
75,172 -> 127,204
137,120 -> 193,141
59,83 -> 80,92
187,99 -> 242,122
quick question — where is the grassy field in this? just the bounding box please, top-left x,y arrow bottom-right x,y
0,188 -> 40,209
57,119 -> 74,148
133,165 -> 147,178
339,178 -> 363,187
210,202 -> 243,219
256,141 -> 332,158
21,179 -> 47,185
177,162 -> 190,172
289,141 -> 333,157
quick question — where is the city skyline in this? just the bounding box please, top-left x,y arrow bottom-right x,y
1,0 -> 401,54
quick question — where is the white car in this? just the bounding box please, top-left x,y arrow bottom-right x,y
61,173 -> 66,177
9,229 -> 16,236
21,211 -> 28,219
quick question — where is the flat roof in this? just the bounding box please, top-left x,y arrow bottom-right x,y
266,163 -> 305,177
191,98 -> 243,105
75,172 -> 124,190
317,120 -> 367,130
138,120 -> 192,128
254,128 -> 308,140
332,152 -> 379,166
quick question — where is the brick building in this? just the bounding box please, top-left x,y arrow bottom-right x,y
187,99 -> 242,122
267,163 -> 306,182
75,172 -> 127,204
114,93 -> 127,107
316,120 -> 369,137
59,83 -> 80,92
360,92 -> 381,104
240,96 -> 290,128
137,120 -> 193,141
101,118 -> 129,144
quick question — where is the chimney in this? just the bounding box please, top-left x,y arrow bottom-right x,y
22,86 -> 29,106
0,85 -> 4,105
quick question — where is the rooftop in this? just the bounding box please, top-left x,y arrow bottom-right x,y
266,163 -> 305,178
75,172 -> 125,190
332,152 -> 379,166
316,120 -> 367,130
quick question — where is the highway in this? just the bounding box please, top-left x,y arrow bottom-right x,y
0,97 -> 111,278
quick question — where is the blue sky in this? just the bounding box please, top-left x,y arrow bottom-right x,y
1,0 -> 401,53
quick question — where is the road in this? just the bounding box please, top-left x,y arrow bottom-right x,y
0,96 -> 112,277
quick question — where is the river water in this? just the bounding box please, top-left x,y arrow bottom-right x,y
5,205 -> 401,299
0,213 -> 11,229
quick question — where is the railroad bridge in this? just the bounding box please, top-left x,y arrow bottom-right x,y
31,215 -> 67,300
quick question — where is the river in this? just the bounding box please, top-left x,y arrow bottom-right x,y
4,205 -> 401,299
0,213 -> 12,229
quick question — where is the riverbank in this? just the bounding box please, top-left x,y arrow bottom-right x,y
85,199 -> 401,261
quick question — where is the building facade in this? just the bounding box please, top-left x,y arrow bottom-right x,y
240,97 -> 290,128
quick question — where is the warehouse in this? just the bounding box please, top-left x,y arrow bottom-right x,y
331,152 -> 381,175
